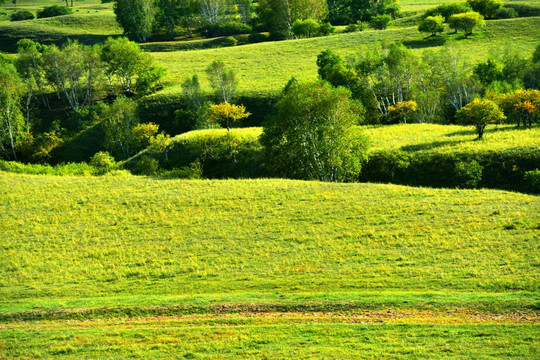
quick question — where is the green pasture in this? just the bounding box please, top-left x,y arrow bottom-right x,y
1,173 -> 538,306
1,320 -> 538,359
150,17 -> 540,98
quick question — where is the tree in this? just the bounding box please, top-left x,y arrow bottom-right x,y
289,0 -> 328,23
423,2 -> 472,22
199,0 -> 226,24
155,0 -> 181,40
418,15 -> 444,37
387,100 -> 417,123
103,96 -> 139,159
0,63 -> 25,161
498,89 -> 540,127
467,0 -> 502,19
206,60 -> 237,103
455,98 -> 505,139
207,102 -> 251,130
292,18 -> 320,38
261,81 -> 368,182
113,0 -> 155,42
448,12 -> 485,38
101,37 -> 164,95
257,0 -> 294,35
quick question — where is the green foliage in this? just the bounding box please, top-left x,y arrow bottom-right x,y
203,21 -> 252,38
36,5 -> 73,19
448,11 -> 485,37
455,98 -> 505,138
502,3 -> 540,18
247,32 -> 268,43
423,2 -> 473,22
523,168 -> 540,194
102,96 -> 139,159
454,160 -> 483,188
89,151 -> 118,174
494,7 -> 517,20
10,11 -> 35,22
0,62 -> 25,161
0,160 -> 98,176
206,60 -> 237,103
418,15 -> 444,36
133,154 -> 160,175
292,18 -> 321,38
222,36 -> 238,47
167,128 -> 263,178
370,14 -> 391,30
113,0 -> 155,42
261,81 -> 368,182
467,0 -> 502,19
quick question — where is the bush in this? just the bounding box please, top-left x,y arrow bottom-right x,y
37,5 -> 73,19
418,15 -> 445,36
343,23 -> 360,33
268,31 -> 289,41
423,2 -> 472,22
503,4 -> 540,17
319,22 -> 336,36
523,169 -> 540,194
454,160 -> 483,188
90,151 -> 117,175
370,15 -> 392,30
10,11 -> 35,21
467,0 -> 502,19
133,155 -> 160,176
167,129 -> 264,179
203,21 -> 252,38
494,7 -> 518,19
248,32 -> 268,43
0,160 -> 97,176
292,19 -> 320,38
222,36 -> 238,47
448,11 -> 485,37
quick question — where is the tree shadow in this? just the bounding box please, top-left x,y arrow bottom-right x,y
402,36 -> 447,50
444,125 -> 530,137
400,139 -> 467,152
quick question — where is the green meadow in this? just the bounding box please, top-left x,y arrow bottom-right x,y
0,173 -> 539,357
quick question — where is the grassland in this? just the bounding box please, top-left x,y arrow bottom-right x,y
0,173 -> 538,357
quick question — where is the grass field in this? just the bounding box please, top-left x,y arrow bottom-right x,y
149,17 -> 540,99
0,173 -> 538,357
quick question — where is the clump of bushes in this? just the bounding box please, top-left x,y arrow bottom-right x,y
203,21 -> 252,38
370,14 -> 392,30
222,36 -> 238,47
89,151 -> 118,175
247,32 -> 268,43
343,21 -> 365,33
37,5 -> 73,19
10,11 -> 35,21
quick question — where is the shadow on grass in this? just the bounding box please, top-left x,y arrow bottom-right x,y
402,36 -> 447,49
400,139 -> 467,152
445,125 -> 528,137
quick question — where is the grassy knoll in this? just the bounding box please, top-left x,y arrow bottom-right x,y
0,173 -> 538,358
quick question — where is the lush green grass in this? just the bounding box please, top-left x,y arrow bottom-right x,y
1,173 -> 538,303
1,320 -> 538,359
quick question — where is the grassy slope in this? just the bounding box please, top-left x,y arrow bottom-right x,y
0,173 -> 538,358
172,124 -> 540,155
149,16 -> 540,99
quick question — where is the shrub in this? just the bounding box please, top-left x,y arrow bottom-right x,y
523,169 -> 540,194
503,4 -> 540,17
497,89 -> 540,127
448,11 -> 485,37
370,15 -> 392,30
90,151 -> 117,174
494,7 -> 518,19
10,11 -> 35,21
37,5 -> 73,19
319,22 -> 336,36
292,18 -> 320,38
423,2 -> 472,22
203,21 -> 252,38
467,0 -> 502,19
133,155 -> 160,176
454,160 -> 483,188
268,31 -> 289,41
344,23 -> 359,33
418,15 -> 445,36
222,36 -> 238,47
247,32 -> 268,43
